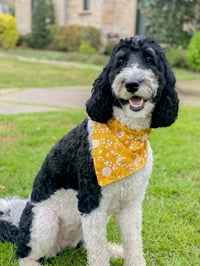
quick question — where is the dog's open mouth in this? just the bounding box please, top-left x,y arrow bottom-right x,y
129,96 -> 145,111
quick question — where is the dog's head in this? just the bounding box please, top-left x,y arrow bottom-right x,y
86,36 -> 179,128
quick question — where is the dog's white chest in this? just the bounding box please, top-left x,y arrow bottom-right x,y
101,142 -> 153,215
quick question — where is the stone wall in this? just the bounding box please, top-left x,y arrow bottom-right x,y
101,0 -> 137,42
15,0 -> 138,43
65,0 -> 138,43
67,0 -> 103,29
52,0 -> 66,25
15,0 -> 32,34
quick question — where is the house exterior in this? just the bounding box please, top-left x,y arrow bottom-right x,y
15,0 -> 145,44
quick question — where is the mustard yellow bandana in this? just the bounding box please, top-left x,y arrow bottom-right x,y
92,118 -> 151,187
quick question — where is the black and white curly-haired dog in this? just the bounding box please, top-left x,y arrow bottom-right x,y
0,36 -> 179,266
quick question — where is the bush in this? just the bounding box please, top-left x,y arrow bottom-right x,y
0,14 -> 18,49
17,34 -> 32,47
186,31 -> 200,71
104,41 -> 117,55
79,41 -> 96,54
166,46 -> 187,68
80,26 -> 101,50
141,0 -> 194,48
50,25 -> 101,52
50,25 -> 82,51
30,0 -> 55,49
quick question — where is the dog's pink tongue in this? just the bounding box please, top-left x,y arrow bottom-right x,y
129,96 -> 144,108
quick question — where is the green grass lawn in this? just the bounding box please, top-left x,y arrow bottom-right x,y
0,56 -> 99,88
2,48 -> 109,65
0,106 -> 199,265
0,51 -> 199,90
173,67 -> 200,81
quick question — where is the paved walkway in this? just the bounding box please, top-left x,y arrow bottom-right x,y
0,86 -> 91,114
176,80 -> 200,107
0,81 -> 199,115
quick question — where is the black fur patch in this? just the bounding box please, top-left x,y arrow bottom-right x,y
16,202 -> 34,258
30,118 -> 101,214
0,220 -> 19,243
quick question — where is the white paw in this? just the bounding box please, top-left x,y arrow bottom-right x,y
108,242 -> 124,259
19,258 -> 41,266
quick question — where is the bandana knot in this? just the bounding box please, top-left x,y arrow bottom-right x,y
92,118 -> 151,187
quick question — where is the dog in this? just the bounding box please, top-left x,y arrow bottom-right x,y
0,36 -> 179,266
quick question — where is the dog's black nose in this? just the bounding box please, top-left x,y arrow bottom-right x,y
125,81 -> 140,92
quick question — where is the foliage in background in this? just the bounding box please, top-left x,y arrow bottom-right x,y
104,41 -> 118,55
79,42 -> 97,54
165,46 -> 188,68
0,14 -> 18,49
141,0 -> 200,47
49,25 -> 101,52
30,0 -> 55,49
17,33 -> 32,48
50,25 -> 82,52
186,30 -> 200,71
80,26 -> 101,51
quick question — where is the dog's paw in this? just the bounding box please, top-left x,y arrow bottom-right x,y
19,258 -> 41,266
108,242 -> 124,259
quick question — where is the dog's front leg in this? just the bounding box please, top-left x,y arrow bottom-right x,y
81,208 -> 110,266
116,199 -> 146,266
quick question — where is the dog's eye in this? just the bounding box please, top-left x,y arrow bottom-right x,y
145,55 -> 154,64
117,57 -> 125,66
144,51 -> 156,65
118,59 -> 124,65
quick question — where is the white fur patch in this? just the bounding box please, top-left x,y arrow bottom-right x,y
27,189 -> 82,260
0,197 -> 28,226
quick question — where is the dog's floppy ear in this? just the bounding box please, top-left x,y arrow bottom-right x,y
86,65 -> 114,123
151,59 -> 179,128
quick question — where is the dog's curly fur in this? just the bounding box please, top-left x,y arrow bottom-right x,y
0,36 -> 179,266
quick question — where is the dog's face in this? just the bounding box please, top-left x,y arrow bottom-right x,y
86,36 -> 179,128
110,38 -> 161,123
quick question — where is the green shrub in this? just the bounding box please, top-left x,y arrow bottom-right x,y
79,41 -> 96,54
186,31 -> 200,71
104,41 -> 117,55
49,25 -> 67,51
80,26 -> 101,50
50,25 -> 101,52
17,34 -> 32,47
0,14 -> 18,49
166,46 -> 187,68
50,25 -> 83,51
30,0 -> 55,49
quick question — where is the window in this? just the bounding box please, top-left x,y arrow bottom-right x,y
83,0 -> 90,10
